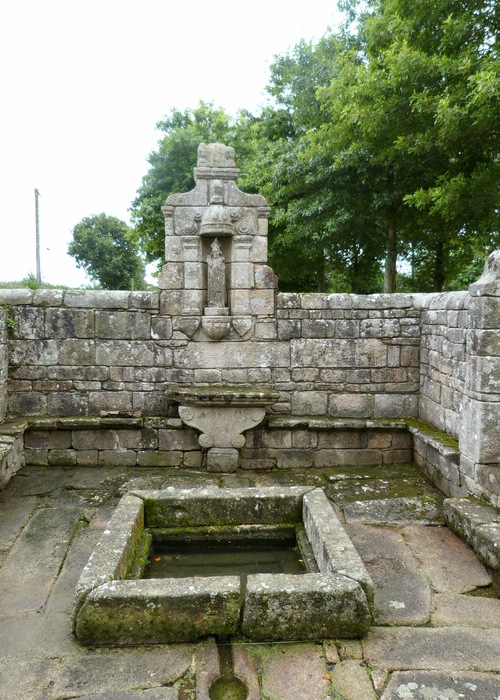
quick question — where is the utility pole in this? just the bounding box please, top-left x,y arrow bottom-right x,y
34,188 -> 41,284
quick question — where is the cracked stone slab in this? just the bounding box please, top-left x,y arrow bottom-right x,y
51,646 -> 192,698
431,593 -> 500,628
330,659 -> 377,700
363,627 -> 500,672
0,657 -> 59,700
345,523 -> 431,625
380,670 -> 500,699
0,505 -> 83,613
343,496 -> 443,525
247,643 -> 332,700
402,525 -> 491,593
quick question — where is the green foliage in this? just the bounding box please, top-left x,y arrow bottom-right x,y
130,0 -> 498,293
68,214 -> 145,290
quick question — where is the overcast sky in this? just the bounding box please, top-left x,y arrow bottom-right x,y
0,1 -> 341,287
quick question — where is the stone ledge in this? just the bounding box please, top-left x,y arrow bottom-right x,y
443,497 -> 500,571
267,416 -> 408,431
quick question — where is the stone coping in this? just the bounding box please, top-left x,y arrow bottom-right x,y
7,414 -> 409,431
73,486 -> 373,644
166,385 -> 281,407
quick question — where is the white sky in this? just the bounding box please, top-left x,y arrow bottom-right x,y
0,0 -> 341,287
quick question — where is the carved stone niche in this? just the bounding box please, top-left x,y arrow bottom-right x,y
158,143 -> 276,339
167,386 -> 280,472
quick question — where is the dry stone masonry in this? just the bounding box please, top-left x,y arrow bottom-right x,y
0,144 -> 499,508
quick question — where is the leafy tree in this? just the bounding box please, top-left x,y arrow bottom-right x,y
68,214 -> 145,290
249,36 -> 386,293
317,0 -> 499,290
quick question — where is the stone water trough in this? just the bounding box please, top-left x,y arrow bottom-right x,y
73,487 -> 373,645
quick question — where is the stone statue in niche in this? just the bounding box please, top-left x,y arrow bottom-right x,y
207,238 -> 227,308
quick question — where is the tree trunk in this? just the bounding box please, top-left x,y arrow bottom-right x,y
316,249 -> 326,292
384,217 -> 397,293
433,241 -> 445,292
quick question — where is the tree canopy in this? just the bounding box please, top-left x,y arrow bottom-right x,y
68,214 -> 146,290
130,0 -> 499,293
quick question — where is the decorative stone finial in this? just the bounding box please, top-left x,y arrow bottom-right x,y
197,143 -> 236,168
469,250 -> 500,297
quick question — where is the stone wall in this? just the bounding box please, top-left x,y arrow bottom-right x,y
0,307 -> 7,422
1,288 -> 421,421
418,292 -> 469,440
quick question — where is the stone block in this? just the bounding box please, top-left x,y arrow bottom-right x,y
47,393 -> 88,416
302,489 -> 373,603
184,261 -> 205,289
95,311 -> 151,340
76,450 -> 99,466
374,394 -> 418,418
76,577 -> 241,645
88,391 -> 133,415
45,308 -> 94,339
137,451 -> 183,467
254,264 -> 278,289
99,449 -> 137,467
65,290 -> 130,308
158,262 -> 184,289
163,236 -> 184,263
96,340 -> 155,367
129,291 -> 159,310
468,295 -> 500,329
249,289 -> 275,315
158,428 -> 199,451
254,321 -> 277,339
466,355 -> 500,393
242,573 -> 371,641
277,449 -> 315,469
460,396 -> 500,463
48,449 -> 77,466
207,447 -> 239,472
292,391 -> 328,416
291,338 -> 387,368
277,320 -> 301,340
329,394 -> 374,418
11,307 -> 45,339
10,339 -> 60,366
160,289 -> 204,315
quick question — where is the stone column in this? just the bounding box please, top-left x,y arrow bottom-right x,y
460,251 -> 500,505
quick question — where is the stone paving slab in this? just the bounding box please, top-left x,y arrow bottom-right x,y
363,627 -> 500,672
246,643 -> 332,700
380,670 -> 500,700
0,494 -> 38,552
50,647 -> 192,699
0,611 -> 77,657
343,496 -> 443,525
330,659 -> 377,700
0,505 -> 83,612
0,466 -> 499,700
345,523 -> 431,625
0,657 -> 59,700
403,525 -> 492,593
431,593 -> 500,628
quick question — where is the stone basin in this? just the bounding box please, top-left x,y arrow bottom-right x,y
73,486 -> 373,645
167,386 -> 281,472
